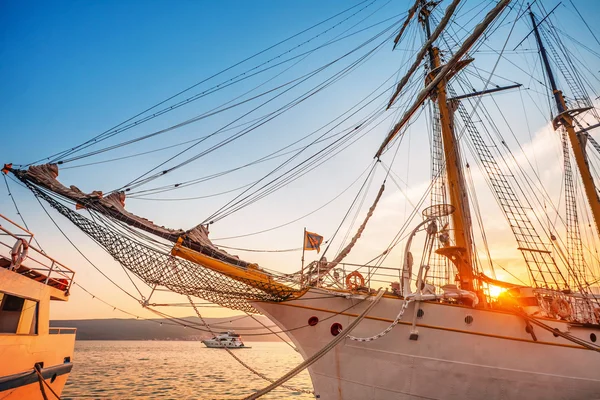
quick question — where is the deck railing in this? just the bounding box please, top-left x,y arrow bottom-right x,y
49,327 -> 77,335
0,213 -> 75,293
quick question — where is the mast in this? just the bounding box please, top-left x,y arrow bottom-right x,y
529,10 -> 600,237
420,3 -> 475,292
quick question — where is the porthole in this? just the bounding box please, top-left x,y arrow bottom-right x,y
417,309 -> 425,318
331,323 -> 343,336
51,373 -> 57,383
591,333 -> 597,343
553,328 -> 560,338
464,315 -> 473,325
308,316 -> 319,326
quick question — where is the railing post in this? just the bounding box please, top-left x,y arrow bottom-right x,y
317,261 -> 320,288
45,261 -> 55,284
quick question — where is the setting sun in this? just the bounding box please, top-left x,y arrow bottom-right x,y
488,285 -> 506,298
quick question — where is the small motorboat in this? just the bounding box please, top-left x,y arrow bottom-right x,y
201,331 -> 249,348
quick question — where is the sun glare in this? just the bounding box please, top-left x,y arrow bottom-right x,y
488,285 -> 505,298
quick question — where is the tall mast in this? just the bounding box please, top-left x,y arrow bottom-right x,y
529,10 -> 600,236
421,2 -> 475,292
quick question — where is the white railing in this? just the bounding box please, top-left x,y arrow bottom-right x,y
304,261 -> 403,293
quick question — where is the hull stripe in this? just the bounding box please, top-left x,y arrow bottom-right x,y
276,302 -> 589,350
0,363 -> 73,392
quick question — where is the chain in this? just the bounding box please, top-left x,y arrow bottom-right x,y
347,299 -> 413,342
186,295 -> 314,395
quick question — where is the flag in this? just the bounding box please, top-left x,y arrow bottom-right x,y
304,230 -> 324,253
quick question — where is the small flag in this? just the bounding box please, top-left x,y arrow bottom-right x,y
304,230 -> 324,253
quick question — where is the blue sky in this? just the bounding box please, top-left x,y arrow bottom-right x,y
1,0 -> 600,320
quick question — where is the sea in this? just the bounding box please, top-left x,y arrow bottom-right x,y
62,341 -> 314,400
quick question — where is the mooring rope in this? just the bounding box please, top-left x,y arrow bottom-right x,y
186,295 -> 313,395
34,365 -> 61,400
243,288 -> 385,400
517,310 -> 600,353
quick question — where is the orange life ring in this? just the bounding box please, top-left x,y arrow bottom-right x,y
57,278 -> 69,291
10,238 -> 28,270
551,297 -> 571,319
346,271 -> 365,290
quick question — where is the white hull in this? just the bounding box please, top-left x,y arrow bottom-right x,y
201,331 -> 247,348
253,289 -> 600,400
201,340 -> 247,348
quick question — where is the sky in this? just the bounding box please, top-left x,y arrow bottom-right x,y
1,0 -> 600,321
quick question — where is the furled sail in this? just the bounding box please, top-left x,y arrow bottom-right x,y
387,0 -> 461,109
376,0 -> 511,157
13,164 -> 249,268
11,164 -> 300,312
392,0 -> 420,50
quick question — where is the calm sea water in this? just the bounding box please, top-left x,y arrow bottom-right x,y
62,341 -> 314,399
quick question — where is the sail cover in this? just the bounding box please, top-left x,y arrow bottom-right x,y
13,164 -> 248,268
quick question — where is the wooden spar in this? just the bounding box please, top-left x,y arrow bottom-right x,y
576,122 -> 600,135
375,0 -> 511,158
387,0 -> 461,109
392,0 -> 420,50
430,44 -> 475,292
447,84 -> 522,101
529,10 -> 600,237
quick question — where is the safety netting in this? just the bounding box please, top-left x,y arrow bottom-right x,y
16,172 -> 300,314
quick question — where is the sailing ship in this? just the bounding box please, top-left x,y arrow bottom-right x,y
0,213 -> 76,398
3,0 -> 600,398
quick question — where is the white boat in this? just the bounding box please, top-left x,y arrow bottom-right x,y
202,331 -> 248,348
6,0 -> 600,399
0,213 -> 76,399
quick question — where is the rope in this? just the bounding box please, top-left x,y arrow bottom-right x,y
30,0 -> 375,167
243,289 -> 385,400
2,174 -> 45,251
34,365 -> 61,399
348,298 -> 412,342
186,295 -> 313,395
215,245 -> 302,253
517,310 -> 600,353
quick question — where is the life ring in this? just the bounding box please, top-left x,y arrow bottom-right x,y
10,238 -> 28,270
346,271 -> 365,290
551,297 -> 572,319
57,278 -> 69,291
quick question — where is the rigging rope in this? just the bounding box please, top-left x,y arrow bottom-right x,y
2,174 -> 45,251
114,18 -> 402,195
21,180 -> 299,313
242,289 -> 384,400
26,0 -> 377,167
186,294 -> 314,395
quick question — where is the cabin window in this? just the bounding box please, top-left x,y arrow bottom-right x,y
0,292 -> 39,334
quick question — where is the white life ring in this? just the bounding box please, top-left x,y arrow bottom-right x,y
10,238 -> 28,270
551,297 -> 571,320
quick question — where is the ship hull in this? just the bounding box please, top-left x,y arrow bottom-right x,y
201,340 -> 248,348
0,363 -> 72,399
253,289 -> 600,400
